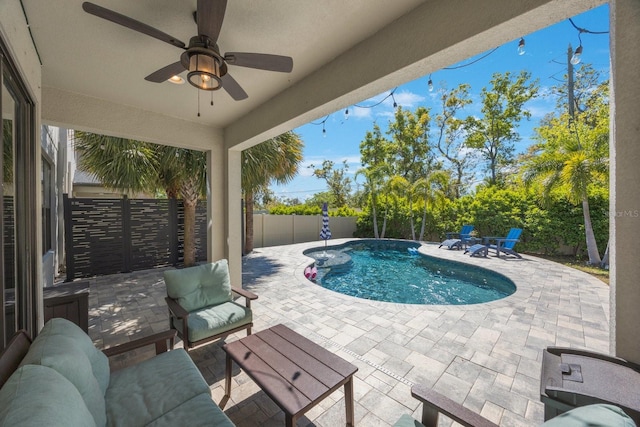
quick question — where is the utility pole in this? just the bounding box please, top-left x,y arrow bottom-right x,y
567,44 -> 575,119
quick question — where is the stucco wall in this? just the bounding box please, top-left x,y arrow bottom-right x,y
252,215 -> 357,248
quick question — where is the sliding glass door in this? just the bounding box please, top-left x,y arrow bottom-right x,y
0,41 -> 38,348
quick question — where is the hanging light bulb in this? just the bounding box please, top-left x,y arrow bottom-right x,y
344,108 -> 349,120
570,45 -> 583,65
517,38 -> 526,55
428,75 -> 434,92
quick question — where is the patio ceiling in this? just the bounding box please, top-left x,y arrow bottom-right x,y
22,0 -> 424,129
21,0 -> 603,150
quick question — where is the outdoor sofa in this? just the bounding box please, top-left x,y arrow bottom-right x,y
0,318 -> 234,426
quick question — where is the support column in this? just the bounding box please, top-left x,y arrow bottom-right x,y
226,148 -> 243,286
206,145 -> 225,263
610,0 -> 640,363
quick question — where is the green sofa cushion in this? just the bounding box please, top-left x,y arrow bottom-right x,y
105,348 -> 210,427
0,364 -> 97,427
172,300 -> 252,343
146,393 -> 235,427
37,318 -> 110,394
164,260 -> 232,312
393,413 -> 424,427
21,333 -> 106,427
542,404 -> 636,427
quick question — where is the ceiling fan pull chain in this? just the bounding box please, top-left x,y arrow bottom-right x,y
197,89 -> 201,117
211,91 -> 214,106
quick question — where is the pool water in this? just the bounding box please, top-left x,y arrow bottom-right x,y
304,240 -> 516,305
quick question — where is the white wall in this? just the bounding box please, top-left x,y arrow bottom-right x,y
252,215 -> 357,248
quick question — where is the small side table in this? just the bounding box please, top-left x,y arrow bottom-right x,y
223,324 -> 358,426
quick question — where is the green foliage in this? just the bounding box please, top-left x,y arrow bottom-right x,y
269,204 -> 321,216
464,70 -> 539,186
309,160 -> 352,207
268,203 -> 358,217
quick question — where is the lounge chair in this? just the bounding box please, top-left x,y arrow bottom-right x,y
483,227 -> 523,259
439,225 -> 474,250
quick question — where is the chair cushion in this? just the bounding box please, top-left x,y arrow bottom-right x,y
164,260 -> 232,312
146,393 -> 235,427
0,364 -> 97,427
105,348 -> 210,427
172,300 -> 252,343
541,404 -> 636,427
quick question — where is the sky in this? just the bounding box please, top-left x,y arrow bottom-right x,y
271,4 -> 610,202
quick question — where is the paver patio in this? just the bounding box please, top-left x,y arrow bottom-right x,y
85,239 -> 610,426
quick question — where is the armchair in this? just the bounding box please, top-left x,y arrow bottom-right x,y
395,384 -> 636,427
164,259 -> 257,350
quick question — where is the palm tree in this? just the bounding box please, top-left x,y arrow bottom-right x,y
242,132 -> 303,254
389,175 -> 417,240
522,113 -> 608,265
73,131 -> 206,266
356,164 -> 390,239
414,171 -> 449,241
157,147 -> 206,266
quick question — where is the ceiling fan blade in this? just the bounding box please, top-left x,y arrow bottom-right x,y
145,62 -> 186,83
224,53 -> 293,73
197,0 -> 227,43
82,2 -> 186,49
221,73 -> 248,100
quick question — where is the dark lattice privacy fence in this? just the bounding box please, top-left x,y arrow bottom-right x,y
63,194 -> 207,280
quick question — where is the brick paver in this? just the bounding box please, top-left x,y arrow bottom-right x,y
85,239 -> 610,426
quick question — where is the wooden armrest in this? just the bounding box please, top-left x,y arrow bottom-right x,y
232,287 -> 258,300
411,384 -> 499,427
102,329 -> 176,357
0,330 -> 32,389
165,296 -> 189,319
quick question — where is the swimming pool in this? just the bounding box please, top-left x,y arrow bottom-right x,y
303,240 -> 516,305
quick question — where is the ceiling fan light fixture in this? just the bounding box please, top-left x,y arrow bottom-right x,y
168,75 -> 184,84
187,51 -> 222,91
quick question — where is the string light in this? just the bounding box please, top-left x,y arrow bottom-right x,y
570,44 -> 583,65
567,17 -> 608,66
307,15 -> 607,136
517,37 -> 526,55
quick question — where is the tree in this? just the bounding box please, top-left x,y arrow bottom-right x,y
414,171 -> 449,241
386,106 -> 433,181
242,131 -> 303,253
433,84 -> 475,198
522,81 -> 608,265
465,71 -> 539,186
309,159 -> 352,207
73,131 -> 206,266
358,124 -> 391,238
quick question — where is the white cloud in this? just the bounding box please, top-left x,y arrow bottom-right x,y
349,107 -> 372,119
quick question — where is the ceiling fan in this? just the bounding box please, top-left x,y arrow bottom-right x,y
82,0 -> 293,100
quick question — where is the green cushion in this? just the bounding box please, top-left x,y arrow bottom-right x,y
105,349 -> 210,427
21,319 -> 107,426
37,318 -> 110,394
393,413 -> 424,427
172,300 -> 252,343
0,364 -> 97,427
542,404 -> 636,427
146,393 -> 234,427
164,260 -> 232,312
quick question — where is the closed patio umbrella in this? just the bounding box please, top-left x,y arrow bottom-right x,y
320,202 -> 332,248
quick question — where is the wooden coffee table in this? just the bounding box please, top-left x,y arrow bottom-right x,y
223,324 -> 358,426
